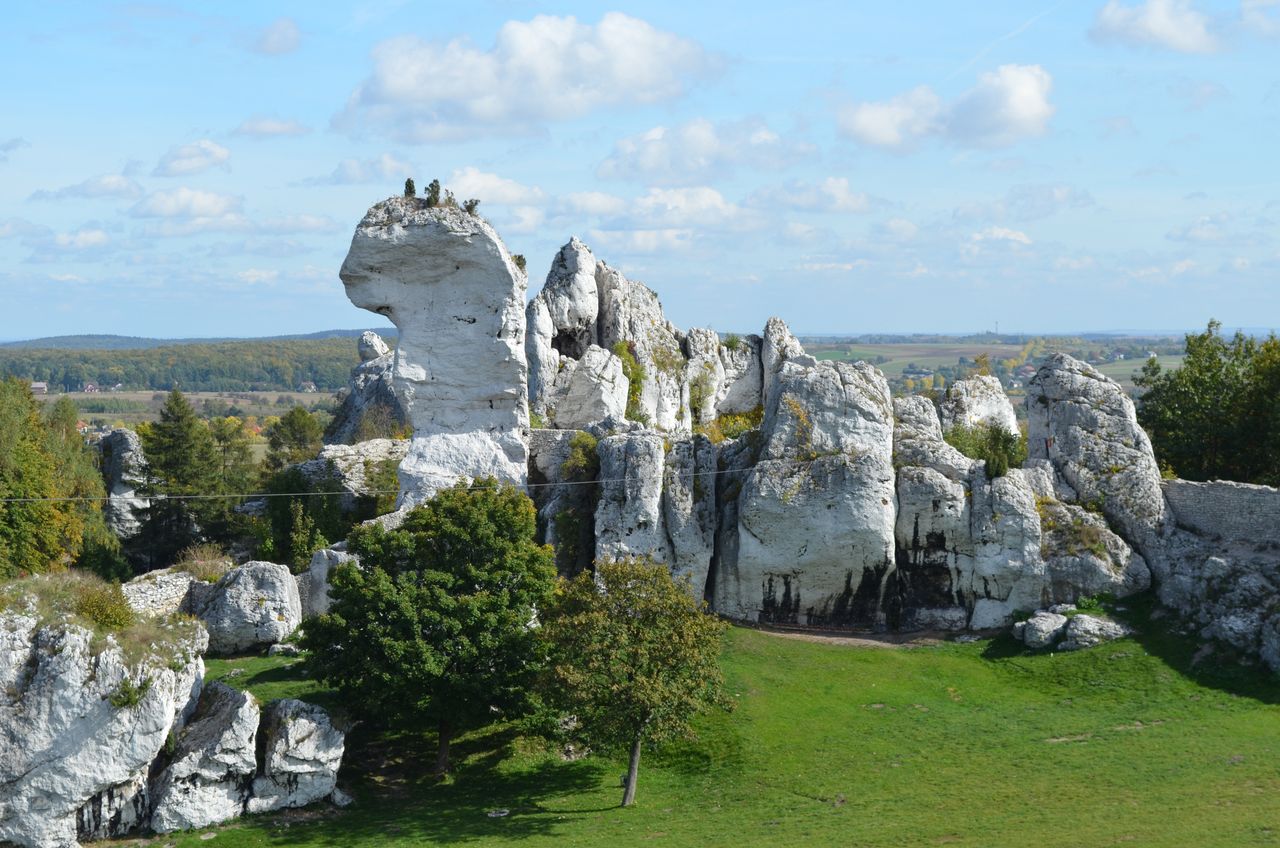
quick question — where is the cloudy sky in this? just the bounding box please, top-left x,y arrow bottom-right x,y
2,1 -> 1277,339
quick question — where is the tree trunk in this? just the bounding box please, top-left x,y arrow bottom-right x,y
435,718 -> 452,776
621,734 -> 642,807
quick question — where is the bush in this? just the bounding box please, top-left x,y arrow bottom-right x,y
561,432 -> 600,482
696,406 -> 763,445
723,333 -> 742,352
612,342 -> 647,422
943,423 -> 1027,478
109,676 -> 151,709
173,543 -> 231,583
73,580 -> 135,630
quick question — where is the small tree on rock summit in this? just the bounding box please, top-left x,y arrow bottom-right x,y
404,177 -> 416,198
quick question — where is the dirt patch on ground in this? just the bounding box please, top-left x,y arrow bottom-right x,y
750,624 -> 954,649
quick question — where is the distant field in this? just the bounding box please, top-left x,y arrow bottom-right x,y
1095,355 -> 1186,390
809,342 -> 1026,378
54,390 -> 330,427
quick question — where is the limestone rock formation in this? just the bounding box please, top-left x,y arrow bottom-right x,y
595,431 -> 672,566
192,562 -> 302,655
98,428 -> 148,542
149,682 -> 260,834
325,337 -> 408,446
1027,354 -> 1169,572
122,568 -> 199,618
340,196 -> 529,506
1019,610 -> 1069,648
1057,614 -> 1132,651
296,547 -> 356,618
661,435 -> 718,597
938,375 -> 1019,436
549,345 -> 629,429
0,607 -> 206,848
246,699 -> 346,814
296,438 -> 408,512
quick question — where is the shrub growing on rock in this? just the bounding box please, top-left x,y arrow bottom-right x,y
943,422 -> 1027,478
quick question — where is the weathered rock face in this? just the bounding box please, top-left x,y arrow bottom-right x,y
1038,499 -> 1150,602
122,568 -> 199,618
98,428 -> 149,542
192,562 -> 302,655
1027,354 -> 1169,572
1020,610 -> 1069,648
549,345 -> 629,429
325,339 -> 408,446
595,432 -> 672,566
295,438 -> 408,512
296,548 -> 356,619
662,435 -> 718,597
717,359 -> 898,626
149,682 -> 260,834
0,609 -> 206,848
246,700 -> 345,814
340,196 -> 529,507
939,375 -> 1019,436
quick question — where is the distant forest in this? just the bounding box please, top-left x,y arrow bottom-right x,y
0,337 -> 381,392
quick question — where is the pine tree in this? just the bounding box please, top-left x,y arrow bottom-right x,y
139,389 -> 219,566
404,177 -> 416,198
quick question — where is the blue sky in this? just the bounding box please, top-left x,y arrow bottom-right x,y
2,0 -> 1277,339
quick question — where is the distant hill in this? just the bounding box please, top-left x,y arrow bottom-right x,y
0,329 -> 398,351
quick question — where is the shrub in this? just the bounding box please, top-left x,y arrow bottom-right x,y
463,198 -> 480,214
943,423 -> 1027,479
512,254 -> 527,273
695,406 -> 763,445
612,342 -> 647,422
404,177 -> 416,198
173,543 -> 231,583
723,333 -> 742,352
561,431 -> 600,482
73,580 -> 135,630
109,676 -> 151,709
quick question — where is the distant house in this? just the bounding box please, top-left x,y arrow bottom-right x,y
1016,364 -> 1037,379
110,383 -> 124,392
30,381 -> 48,395
299,381 -> 318,393
83,383 -> 100,393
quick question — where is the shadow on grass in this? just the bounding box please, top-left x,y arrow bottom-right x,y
252,723 -> 610,846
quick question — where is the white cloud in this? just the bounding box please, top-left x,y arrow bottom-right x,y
254,18 -> 300,55
131,188 -> 241,218
587,227 -> 693,254
955,184 -> 1095,222
749,177 -> 869,214
632,187 -> 747,229
53,229 -> 110,249
972,226 -> 1032,245
233,116 -> 310,137
447,167 -> 544,205
1091,0 -> 1218,53
840,65 -> 1053,150
878,218 -> 919,242
153,140 -> 231,176
29,174 -> 143,201
313,153 -> 413,185
260,214 -> 341,234
598,117 -> 806,185
237,268 -> 280,283
335,13 -> 716,141
1243,0 -> 1280,36
1167,212 -> 1230,241
563,191 -> 628,217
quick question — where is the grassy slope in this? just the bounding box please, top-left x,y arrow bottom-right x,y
143,611 -> 1280,848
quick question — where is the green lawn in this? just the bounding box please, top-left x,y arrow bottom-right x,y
130,604 -> 1280,848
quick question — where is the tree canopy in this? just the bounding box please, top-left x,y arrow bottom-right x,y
540,558 -> 730,806
1136,320 -> 1280,485
302,478 -> 556,774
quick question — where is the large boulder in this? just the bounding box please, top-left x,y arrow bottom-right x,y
340,196 -> 530,506
549,345 -> 629,429
0,605 -> 205,848
149,682 -> 260,834
98,428 -> 149,542
939,375 -> 1019,436
1027,354 -> 1169,573
192,562 -> 302,655
717,358 -> 897,626
892,396 -> 975,481
246,700 -> 346,814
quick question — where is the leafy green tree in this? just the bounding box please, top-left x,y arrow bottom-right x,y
302,478 -> 555,774
540,558 -> 731,807
139,389 -> 219,565
404,177 -> 416,198
426,178 -> 441,207
1135,320 -> 1280,484
266,406 -> 322,470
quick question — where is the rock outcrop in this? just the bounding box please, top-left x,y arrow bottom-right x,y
325,332 -> 408,446
246,700 -> 346,813
938,375 -> 1019,436
1012,609 -> 1132,651
98,428 -> 148,543
549,345 -> 629,429
340,196 -> 530,507
295,438 -> 407,512
190,562 -> 302,655
0,605 -> 206,848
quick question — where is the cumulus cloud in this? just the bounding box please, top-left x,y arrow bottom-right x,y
597,117 -> 807,185
29,174 -> 143,201
839,65 -> 1053,150
335,13 -> 716,141
1243,0 -> 1280,36
131,187 -> 241,218
259,214 -> 341,234
53,229 -> 110,250
153,140 -> 231,176
631,187 -> 749,229
876,218 -> 919,242
447,167 -> 544,205
310,153 -> 413,185
1091,0 -> 1218,53
971,226 -> 1032,245
0,137 -> 27,163
748,177 -> 870,213
254,18 -> 300,55
563,191 -> 628,217
233,116 -> 310,137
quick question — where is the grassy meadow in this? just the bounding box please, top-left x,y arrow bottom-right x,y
809,342 -> 1027,378
121,599 -> 1280,848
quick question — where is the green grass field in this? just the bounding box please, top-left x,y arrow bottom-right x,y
1094,355 -> 1187,390
809,343 -> 1026,379
125,599 -> 1280,848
